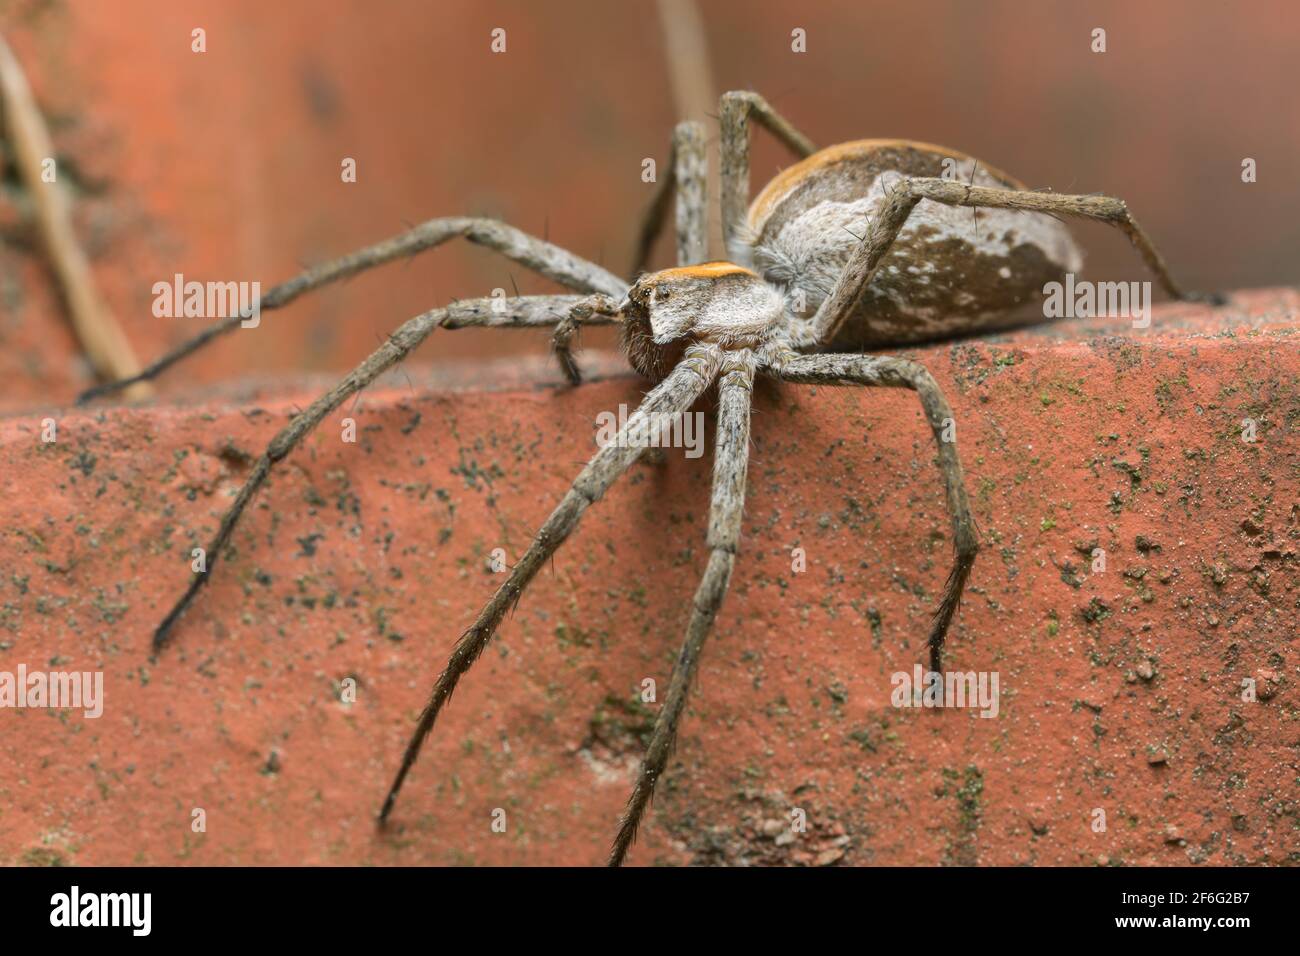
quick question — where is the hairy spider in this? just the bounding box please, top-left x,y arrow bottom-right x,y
82,90 -> 1212,866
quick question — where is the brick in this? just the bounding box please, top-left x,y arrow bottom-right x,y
0,289 -> 1297,865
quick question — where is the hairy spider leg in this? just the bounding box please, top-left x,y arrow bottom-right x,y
718,90 -> 817,251
609,354 -> 754,865
78,219 -> 625,403
150,295 -> 617,652
378,347 -> 724,826
807,177 -> 1220,346
631,121 -> 712,274
774,351 -> 979,671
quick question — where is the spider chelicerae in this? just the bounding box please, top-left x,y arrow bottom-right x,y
82,90 -> 1212,866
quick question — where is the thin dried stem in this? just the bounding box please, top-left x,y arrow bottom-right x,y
0,33 -> 148,397
655,0 -> 720,258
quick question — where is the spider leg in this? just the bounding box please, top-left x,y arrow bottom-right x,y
718,90 -> 816,253
435,294 -> 610,330
672,121 -> 709,266
806,177 -> 1218,346
608,355 -> 754,866
378,346 -> 723,826
630,120 -> 710,274
630,135 -> 677,275
77,218 -> 627,403
549,294 -> 623,386
151,295 -> 606,652
774,351 -> 979,673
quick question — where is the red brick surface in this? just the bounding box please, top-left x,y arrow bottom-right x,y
1,290 -> 1296,865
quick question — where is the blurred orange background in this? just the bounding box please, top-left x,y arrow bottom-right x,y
1,0 -> 1296,407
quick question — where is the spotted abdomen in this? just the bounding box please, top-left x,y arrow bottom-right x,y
734,140 -> 1084,349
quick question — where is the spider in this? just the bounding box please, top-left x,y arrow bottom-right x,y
81,90 -> 1214,866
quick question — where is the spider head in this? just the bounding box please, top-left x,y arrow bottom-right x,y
619,262 -> 785,381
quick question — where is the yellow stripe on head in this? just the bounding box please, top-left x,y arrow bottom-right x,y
650,261 -> 757,281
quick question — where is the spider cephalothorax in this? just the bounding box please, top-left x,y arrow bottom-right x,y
620,262 -> 787,380
82,90 -> 1212,866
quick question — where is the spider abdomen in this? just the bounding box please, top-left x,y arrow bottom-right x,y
736,139 -> 1084,349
